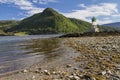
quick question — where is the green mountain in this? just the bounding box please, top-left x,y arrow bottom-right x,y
0,20 -> 19,35
1,8 -> 119,35
69,18 -> 92,32
7,8 -> 92,35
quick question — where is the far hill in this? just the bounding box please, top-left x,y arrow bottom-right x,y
0,20 -> 19,35
7,8 -> 92,34
103,22 -> 120,27
0,20 -> 19,30
102,22 -> 120,32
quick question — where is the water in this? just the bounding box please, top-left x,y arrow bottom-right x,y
0,35 -> 62,74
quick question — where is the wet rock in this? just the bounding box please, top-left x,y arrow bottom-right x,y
66,64 -> 72,68
32,75 -> 35,79
82,75 -> 103,80
82,75 -> 92,80
106,70 -> 112,75
92,75 -> 106,80
68,75 -> 74,78
23,69 -> 28,73
74,67 -> 78,71
61,71 -> 68,76
68,75 -> 80,80
112,77 -> 120,80
115,69 -> 120,77
37,67 -> 42,71
34,69 -> 40,73
52,71 -> 57,75
99,71 -> 106,75
73,75 -> 80,80
44,70 -> 50,75
84,66 -> 90,69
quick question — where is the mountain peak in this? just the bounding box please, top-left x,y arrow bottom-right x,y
44,7 -> 55,11
42,8 -> 58,16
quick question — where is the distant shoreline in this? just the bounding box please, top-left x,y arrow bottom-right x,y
59,31 -> 120,38
1,31 -> 120,37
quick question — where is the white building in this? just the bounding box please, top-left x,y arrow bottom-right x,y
90,17 -> 100,32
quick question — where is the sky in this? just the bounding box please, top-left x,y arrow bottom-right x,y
0,0 -> 120,24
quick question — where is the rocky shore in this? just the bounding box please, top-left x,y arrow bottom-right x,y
0,36 -> 120,80
59,32 -> 120,38
64,36 -> 120,80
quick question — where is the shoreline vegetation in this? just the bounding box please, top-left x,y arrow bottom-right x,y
0,31 -> 120,36
0,35 -> 120,80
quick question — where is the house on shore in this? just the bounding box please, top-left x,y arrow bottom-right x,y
90,17 -> 100,32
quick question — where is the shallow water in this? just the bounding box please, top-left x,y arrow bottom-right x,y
0,35 -> 62,74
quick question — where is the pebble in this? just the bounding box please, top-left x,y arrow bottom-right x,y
107,70 -> 112,75
23,69 -> 28,73
101,71 -> 106,75
52,71 -> 57,75
73,75 -> 80,80
66,64 -> 72,68
32,75 -> 35,79
74,67 -> 78,70
44,70 -> 50,75
68,75 -> 80,80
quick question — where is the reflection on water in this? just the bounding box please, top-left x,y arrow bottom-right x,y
22,38 -> 63,60
0,35 -> 63,74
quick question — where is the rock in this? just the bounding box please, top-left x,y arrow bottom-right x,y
44,70 -> 50,75
58,71 -> 61,74
92,75 -> 106,80
84,66 -> 90,69
82,75 -> 101,80
99,71 -> 106,75
34,69 -> 40,73
68,75 -> 80,80
61,71 -> 68,76
23,69 -> 28,73
74,67 -> 78,70
106,70 -> 112,75
112,77 -> 120,80
116,68 -> 120,70
32,75 -> 35,79
115,69 -> 120,77
73,75 -> 80,80
82,75 -> 91,79
38,67 -> 42,71
71,73 -> 77,76
52,71 -> 57,75
66,64 -> 72,68
91,77 -> 96,80
68,75 -> 74,78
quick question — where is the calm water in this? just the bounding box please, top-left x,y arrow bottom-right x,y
0,35 -> 62,74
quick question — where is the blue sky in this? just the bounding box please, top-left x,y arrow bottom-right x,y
0,0 -> 120,24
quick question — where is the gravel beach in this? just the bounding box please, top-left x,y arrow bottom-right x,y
0,36 -> 120,80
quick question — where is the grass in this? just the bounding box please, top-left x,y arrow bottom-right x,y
14,32 -> 29,36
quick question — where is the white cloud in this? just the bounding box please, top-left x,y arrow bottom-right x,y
63,3 -> 120,24
0,0 -> 58,19
32,0 -> 58,4
0,0 -> 44,16
97,19 -> 113,24
78,4 -> 86,8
